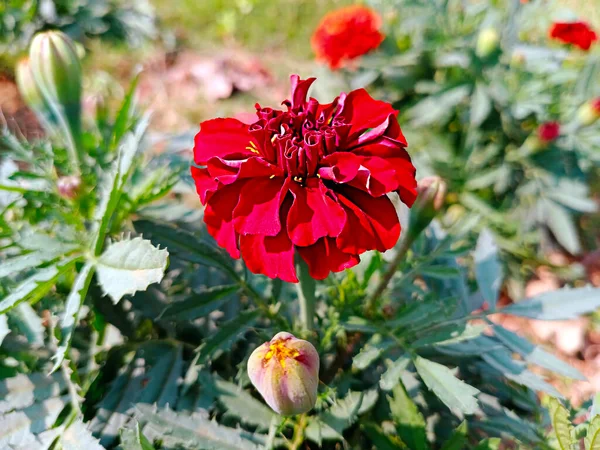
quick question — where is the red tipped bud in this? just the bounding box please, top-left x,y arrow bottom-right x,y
537,121 -> 560,144
577,98 -> 600,127
408,176 -> 448,238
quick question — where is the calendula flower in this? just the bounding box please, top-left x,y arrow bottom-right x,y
247,332 -> 319,416
538,122 -> 560,143
549,21 -> 598,51
191,75 -> 417,282
311,5 -> 384,69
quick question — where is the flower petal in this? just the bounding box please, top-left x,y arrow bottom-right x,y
207,156 -> 282,185
233,177 -> 288,237
337,88 -> 397,139
190,166 -> 217,205
287,178 -> 346,247
204,181 -> 246,259
317,152 -> 361,183
298,237 -> 359,280
336,187 -> 401,254
194,118 -> 256,165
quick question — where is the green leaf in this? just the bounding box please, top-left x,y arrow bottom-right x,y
413,356 -> 480,415
95,237 -> 169,304
493,325 -> 585,380
592,392 -> 600,418
543,199 -> 582,255
0,246 -> 78,278
474,438 -> 501,450
134,220 -> 235,276
586,415 -> 600,450
501,286 -> 600,320
90,342 -> 182,447
440,421 -> 467,450
419,266 -> 461,279
474,229 -> 503,311
215,379 -> 278,430
196,310 -> 260,365
0,256 -> 79,314
388,382 -> 429,450
111,74 -> 141,150
0,372 -> 66,413
159,285 -> 239,321
61,420 -> 105,450
380,356 -> 412,391
470,83 -> 492,127
306,390 -> 379,443
353,334 -> 393,370
548,397 -> 574,450
362,422 -> 408,450
409,85 -> 471,127
120,423 -> 155,450
411,323 -> 486,348
9,303 -> 44,347
52,262 -> 95,372
0,314 -> 9,347
135,404 -> 264,450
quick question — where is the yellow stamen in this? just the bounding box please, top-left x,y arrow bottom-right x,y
270,174 -> 276,179
263,339 -> 300,368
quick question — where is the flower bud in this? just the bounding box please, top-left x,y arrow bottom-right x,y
248,332 -> 319,416
57,175 -> 81,199
408,176 -> 448,238
537,121 -> 560,144
576,98 -> 600,127
29,31 -> 82,141
16,57 -> 59,132
476,28 -> 500,58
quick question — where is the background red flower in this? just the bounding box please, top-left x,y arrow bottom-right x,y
538,121 -> 560,143
549,21 -> 598,50
311,5 -> 384,70
192,75 -> 417,282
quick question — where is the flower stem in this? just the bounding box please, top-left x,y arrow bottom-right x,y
289,415 -> 307,450
366,232 -> 414,315
296,257 -> 316,332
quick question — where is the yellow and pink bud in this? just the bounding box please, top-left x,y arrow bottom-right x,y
577,98 -> 600,127
247,332 -> 319,416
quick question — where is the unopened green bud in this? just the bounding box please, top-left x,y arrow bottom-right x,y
408,176 -> 448,238
476,28 -> 500,58
577,98 -> 600,127
29,31 -> 82,141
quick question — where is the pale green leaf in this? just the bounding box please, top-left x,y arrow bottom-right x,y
413,356 -> 480,415
586,415 -> 600,450
8,304 -> 44,347
380,356 -> 411,391
61,420 -> 105,450
411,323 -> 487,348
0,372 -> 65,414
215,379 -> 277,430
95,237 -> 168,304
388,382 -> 429,450
120,423 -> 154,450
470,83 -> 492,127
353,334 -> 393,370
0,314 -> 9,347
548,397 -> 574,450
440,421 -> 467,450
474,229 -> 503,311
0,256 -> 79,314
159,284 -> 238,321
543,199 -> 582,255
0,246 -> 78,279
52,263 -> 96,372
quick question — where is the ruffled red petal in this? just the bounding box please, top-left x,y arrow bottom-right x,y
204,182 -> 247,259
190,166 -> 217,205
338,89 -> 398,140
194,118 -> 256,165
206,156 -> 282,185
233,177 -> 288,237
298,237 -> 359,280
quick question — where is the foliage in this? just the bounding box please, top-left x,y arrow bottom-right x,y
0,0 -> 156,58
340,0 -> 600,295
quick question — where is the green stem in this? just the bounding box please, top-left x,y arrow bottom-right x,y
366,232 -> 414,315
289,415 -> 307,450
296,257 -> 316,332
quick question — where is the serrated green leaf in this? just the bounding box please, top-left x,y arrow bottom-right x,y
120,423 -> 154,450
501,286 -> 600,320
95,237 -> 168,304
380,356 -> 411,391
474,229 -> 503,311
196,310 -> 260,365
135,404 -> 263,450
0,256 -> 79,314
470,83 -> 492,127
9,303 -> 44,347
474,438 -> 501,450
159,284 -> 238,321
353,335 -> 393,370
111,74 -> 141,150
440,421 -> 467,450
215,379 -> 277,430
0,246 -> 78,278
413,356 -> 479,415
362,422 -> 408,449
0,372 -> 65,414
61,420 -> 105,450
52,263 -> 95,372
586,415 -> 600,450
388,382 -> 429,450
543,199 -> 582,255
493,325 -> 585,380
548,397 -> 574,450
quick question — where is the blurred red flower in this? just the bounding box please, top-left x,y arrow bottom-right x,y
549,21 -> 598,50
538,122 -> 560,143
311,5 -> 384,70
192,75 -> 417,282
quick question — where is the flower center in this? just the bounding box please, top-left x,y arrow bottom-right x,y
263,338 -> 300,368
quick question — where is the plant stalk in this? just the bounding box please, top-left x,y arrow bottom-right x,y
296,257 -> 316,332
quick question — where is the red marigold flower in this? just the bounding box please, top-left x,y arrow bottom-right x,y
538,121 -> 560,143
549,21 -> 598,51
311,5 -> 384,70
191,75 -> 417,282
